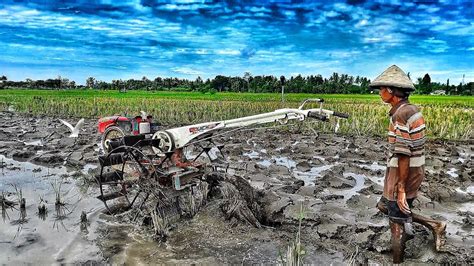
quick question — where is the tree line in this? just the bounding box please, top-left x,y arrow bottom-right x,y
0,73 -> 472,95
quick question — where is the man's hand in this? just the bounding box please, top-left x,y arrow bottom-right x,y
397,188 -> 411,214
397,154 -> 411,214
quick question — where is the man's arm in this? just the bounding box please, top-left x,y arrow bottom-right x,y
397,154 -> 411,214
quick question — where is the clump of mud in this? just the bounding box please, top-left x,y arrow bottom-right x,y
113,172 -> 263,241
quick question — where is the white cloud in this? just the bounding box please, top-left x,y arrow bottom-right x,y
323,10 -> 339,18
330,50 -> 362,59
249,6 -> 271,13
195,49 -> 210,55
216,49 -> 240,56
363,37 -> 383,43
283,10 -> 296,19
171,67 -> 203,75
426,7 -> 440,13
355,19 -> 368,28
158,3 -> 221,11
419,37 -> 449,53
430,20 -> 474,36
17,9 -> 40,16
333,3 -> 351,11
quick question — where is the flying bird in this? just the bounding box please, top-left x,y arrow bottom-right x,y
59,118 -> 84,138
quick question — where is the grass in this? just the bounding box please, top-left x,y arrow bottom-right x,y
0,89 -> 472,106
279,201 -> 306,266
0,89 -> 472,140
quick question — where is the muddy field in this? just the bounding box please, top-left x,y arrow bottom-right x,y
0,110 -> 472,264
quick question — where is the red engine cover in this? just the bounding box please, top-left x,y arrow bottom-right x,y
97,116 -> 130,134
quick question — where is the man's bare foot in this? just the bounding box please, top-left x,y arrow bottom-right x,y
432,222 -> 447,251
376,201 -> 388,214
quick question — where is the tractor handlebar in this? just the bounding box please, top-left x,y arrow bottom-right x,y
332,111 -> 350,119
307,112 -> 328,121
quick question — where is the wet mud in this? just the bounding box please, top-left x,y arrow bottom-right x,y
0,111 -> 472,264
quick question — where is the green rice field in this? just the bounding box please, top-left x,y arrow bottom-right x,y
0,89 -> 472,140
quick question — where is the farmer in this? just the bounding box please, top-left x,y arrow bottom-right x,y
370,65 -> 446,263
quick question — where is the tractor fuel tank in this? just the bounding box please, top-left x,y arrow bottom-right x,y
139,121 -> 151,134
98,116 -> 131,134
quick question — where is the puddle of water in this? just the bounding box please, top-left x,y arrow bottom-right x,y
457,151 -> 473,164
467,186 -> 474,194
447,168 -> 458,178
312,155 -> 326,161
338,173 -> 365,200
457,202 -> 473,212
257,160 -> 271,167
0,155 -> 67,191
95,142 -> 102,153
356,162 -> 386,172
24,140 -> 43,146
257,156 -> 297,169
243,151 -> 260,159
293,165 -> 335,186
184,146 -> 221,161
82,164 -> 98,175
273,156 -> 296,169
353,163 -> 386,186
244,151 -> 298,170
0,155 -> 103,264
455,186 -> 474,195
316,172 -> 371,202
316,173 -> 366,202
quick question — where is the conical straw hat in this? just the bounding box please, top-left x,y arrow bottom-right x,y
369,65 -> 415,91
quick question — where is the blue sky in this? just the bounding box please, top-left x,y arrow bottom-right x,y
0,0 -> 473,84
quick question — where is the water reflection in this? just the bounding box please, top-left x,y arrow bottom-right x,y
38,204 -> 47,221
80,211 -> 89,234
2,200 -> 12,222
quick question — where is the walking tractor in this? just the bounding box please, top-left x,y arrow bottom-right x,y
95,99 -> 349,215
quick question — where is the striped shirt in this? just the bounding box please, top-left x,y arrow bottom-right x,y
383,100 -> 426,201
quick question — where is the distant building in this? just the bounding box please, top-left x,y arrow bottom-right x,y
430,90 -> 446,95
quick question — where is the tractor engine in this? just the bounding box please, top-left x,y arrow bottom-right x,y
98,115 -> 160,153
